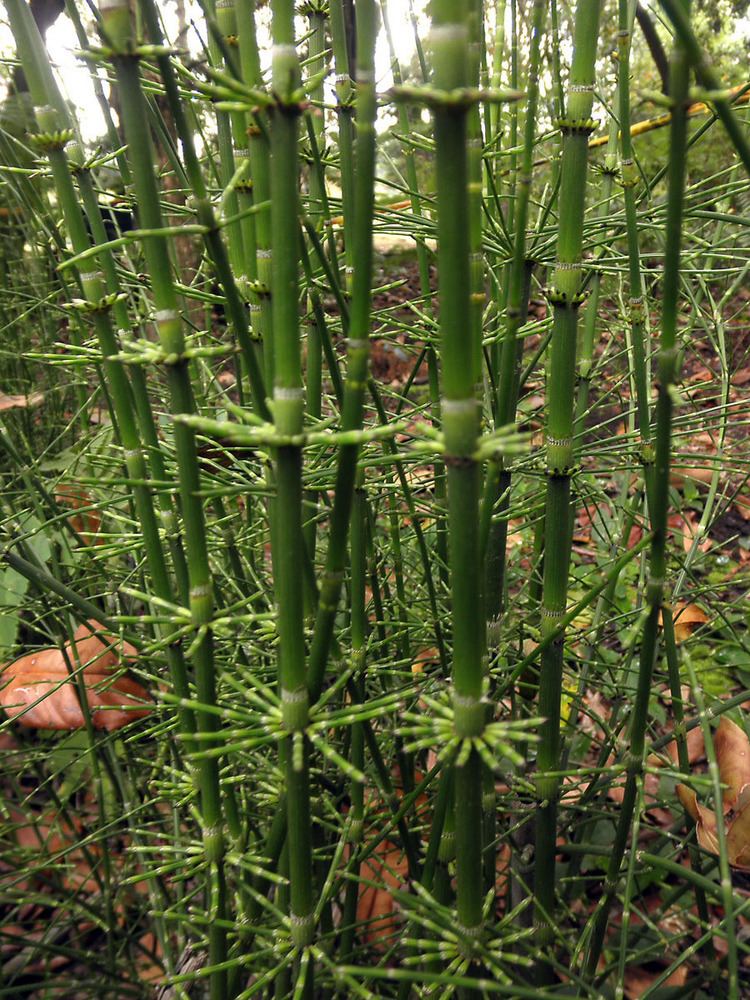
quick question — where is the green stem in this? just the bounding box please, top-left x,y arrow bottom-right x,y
533,0 -> 602,979
431,0 -> 483,941
306,0 -> 379,704
98,4 -> 227,994
583,0 -> 690,979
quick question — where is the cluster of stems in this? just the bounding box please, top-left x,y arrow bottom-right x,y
6,0 -> 750,996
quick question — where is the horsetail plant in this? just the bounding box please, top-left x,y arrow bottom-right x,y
429,0 -> 485,943
533,0 -> 602,974
3,0 -> 750,996
307,0 -> 378,703
584,0 -> 691,976
95,2 -> 229,994
3,0 -> 197,741
267,0 -> 315,959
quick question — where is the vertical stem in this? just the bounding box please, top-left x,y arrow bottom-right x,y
617,0 -> 653,472
482,0 -> 546,629
533,0 -> 601,979
306,0 -> 379,703
268,0 -> 314,953
236,0 -> 273,387
378,0 -> 447,585
302,1 -> 327,584
431,0 -> 483,937
138,0 -> 269,420
583,0 -> 690,979
330,0 -> 356,285
98,4 -> 227,995
4,0 -> 195,747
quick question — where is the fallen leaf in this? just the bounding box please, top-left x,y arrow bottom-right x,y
734,493 -> 750,521
610,765 -> 670,823
662,602 -> 709,643
0,391 -> 43,411
0,620 -> 150,730
623,962 -> 688,998
648,726 -> 704,769
726,797 -> 750,869
55,483 -> 102,545
669,464 -> 714,489
714,717 -> 750,806
676,784 -> 720,854
411,647 -> 439,675
357,842 -> 408,950
668,512 -> 711,555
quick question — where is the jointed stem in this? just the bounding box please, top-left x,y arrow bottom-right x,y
533,0 -> 602,978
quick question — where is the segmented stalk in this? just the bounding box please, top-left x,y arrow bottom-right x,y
306,0 -> 379,703
4,0 -> 195,744
482,0 -> 546,630
137,0 -> 269,421
235,0 -> 273,386
617,0 -> 652,468
267,0 -> 314,954
533,0 -> 601,976
583,0 -> 690,978
97,4 -> 227,994
301,0 -> 327,579
329,0 -> 356,285
430,0 -> 485,939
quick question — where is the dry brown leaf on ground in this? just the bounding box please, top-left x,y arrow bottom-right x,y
623,961 -> 689,998
648,725 -> 705,769
0,391 -> 43,411
0,620 -> 150,730
734,493 -> 750,521
661,602 -> 709,643
668,511 -> 711,555
54,483 -> 102,545
357,841 -> 409,951
609,765 -> 671,825
726,798 -> 750,868
411,647 -> 439,676
3,804 -> 101,896
677,717 -> 750,867
714,717 -> 750,806
676,784 -> 721,854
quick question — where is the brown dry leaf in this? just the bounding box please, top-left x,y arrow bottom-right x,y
55,483 -> 102,545
4,804 -> 100,896
676,784 -> 720,854
669,464 -> 714,489
726,798 -> 750,869
610,766 -> 670,823
734,493 -> 750,521
0,620 -> 150,730
623,962 -> 688,998
0,391 -> 43,411
714,717 -> 750,806
411,647 -> 439,675
357,842 -> 408,950
579,689 -> 610,742
684,362 -> 716,385
355,771 -> 431,951
495,842 -> 511,902
670,511 -> 711,555
507,517 -> 524,549
663,602 -> 709,643
647,726 -> 704,769
627,523 -> 644,549
136,931 -> 164,984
